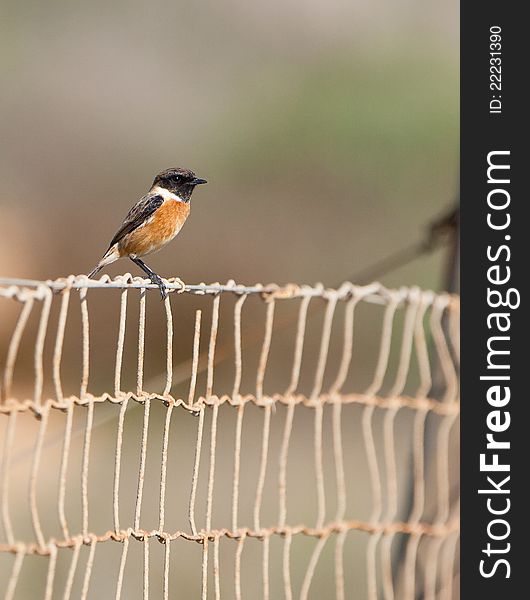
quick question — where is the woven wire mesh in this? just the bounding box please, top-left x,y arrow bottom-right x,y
0,275 -> 459,599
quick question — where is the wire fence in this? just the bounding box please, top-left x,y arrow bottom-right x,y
0,275 -> 459,599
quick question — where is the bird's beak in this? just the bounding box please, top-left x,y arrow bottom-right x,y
191,177 -> 207,185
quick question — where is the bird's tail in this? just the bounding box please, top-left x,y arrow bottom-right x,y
87,245 -> 120,279
87,264 -> 103,279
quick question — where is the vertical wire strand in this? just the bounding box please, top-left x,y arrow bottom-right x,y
448,300 -> 460,367
63,538 -> 82,600
201,539 -> 209,600
282,532 -> 293,600
163,296 -> 174,397
189,405 -> 205,536
205,294 -> 222,538
33,288 -> 52,406
115,536 -> 130,600
231,294 -> 247,533
158,400 -> 174,533
285,295 -> 311,396
439,530 -> 459,600
213,534 -> 221,600
278,400 -> 295,529
424,537 -> 443,600
335,530 -> 347,600
332,399 -> 347,600
329,293 -> 361,394
79,287 -> 90,398
43,544 -> 58,600
253,299 -> 275,533
137,288 -> 146,395
310,295 -> 338,399
234,533 -> 246,600
163,537 -> 171,600
232,294 -> 248,400
402,412 -> 428,599
431,295 -> 458,403
134,399 -> 151,532
387,289 -> 420,399
52,287 -> 72,402
58,399 -> 75,539
1,411 -> 17,545
433,303 -> 459,521
366,519 -> 381,600
364,292 -> 402,398
143,536 -> 150,600
313,403 -> 326,529
380,405 -> 399,600
188,310 -> 202,407
29,402 -> 50,548
206,294 -> 221,399
232,401 -> 245,533
402,532 -> 422,600
4,545 -> 25,600
2,295 -> 35,402
256,300 -> 275,401
253,404 -> 272,533
80,537 -> 97,600
300,535 -> 329,600
113,398 -> 129,535
114,289 -> 128,396
262,534 -> 270,600
426,414 -> 458,597
81,398 -> 95,538
205,400 -> 219,533
414,293 -> 434,399
309,297 -> 338,540
332,400 -> 346,522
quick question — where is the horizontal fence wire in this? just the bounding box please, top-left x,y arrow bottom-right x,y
0,275 -> 460,599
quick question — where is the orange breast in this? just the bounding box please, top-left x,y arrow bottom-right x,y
119,200 -> 190,257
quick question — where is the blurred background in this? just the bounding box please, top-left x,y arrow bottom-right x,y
0,0 -> 459,598
0,0 -> 458,289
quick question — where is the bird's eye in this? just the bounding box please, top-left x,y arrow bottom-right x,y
174,175 -> 181,182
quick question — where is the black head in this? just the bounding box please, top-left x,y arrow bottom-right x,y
152,167 -> 207,201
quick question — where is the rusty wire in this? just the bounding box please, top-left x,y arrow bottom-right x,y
0,276 -> 459,598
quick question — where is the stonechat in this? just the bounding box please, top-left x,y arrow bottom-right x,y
88,167 -> 207,298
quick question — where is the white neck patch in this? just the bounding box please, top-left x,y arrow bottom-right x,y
152,186 -> 185,203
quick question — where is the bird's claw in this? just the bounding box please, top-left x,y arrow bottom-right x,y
149,274 -> 168,300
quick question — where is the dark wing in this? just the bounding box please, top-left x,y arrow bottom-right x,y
107,193 -> 164,249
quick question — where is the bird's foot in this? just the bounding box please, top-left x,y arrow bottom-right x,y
149,273 -> 168,300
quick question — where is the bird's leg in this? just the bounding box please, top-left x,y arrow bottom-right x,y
130,257 -> 168,300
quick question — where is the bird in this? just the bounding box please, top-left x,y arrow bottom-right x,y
88,167 -> 207,299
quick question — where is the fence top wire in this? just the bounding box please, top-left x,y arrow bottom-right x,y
0,274 -> 460,309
